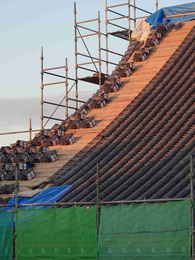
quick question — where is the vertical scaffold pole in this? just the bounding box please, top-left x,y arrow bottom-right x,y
29,118 -> 32,142
133,0 -> 136,29
98,11 -> 102,90
190,155 -> 194,258
105,0 -> 109,75
128,0 -> 131,41
65,58 -> 69,119
156,0 -> 159,11
74,2 -> 79,111
96,163 -> 100,235
13,165 -> 19,260
40,46 -> 44,130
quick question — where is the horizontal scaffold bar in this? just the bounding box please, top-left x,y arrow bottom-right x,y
0,198 -> 189,208
77,52 -> 118,66
77,61 -> 99,67
68,97 -> 85,104
108,16 -> 129,22
0,129 -> 41,136
76,32 -> 98,39
43,81 -> 66,87
101,48 -> 123,56
76,18 -> 99,25
108,9 -> 128,17
43,71 -> 65,79
43,72 -> 76,82
129,4 -> 152,15
43,101 -> 77,110
77,25 -> 106,36
107,2 -> 129,9
43,65 -> 67,72
43,101 -> 66,108
43,116 -> 65,122
107,21 -> 128,30
107,3 -> 152,15
77,66 -> 98,73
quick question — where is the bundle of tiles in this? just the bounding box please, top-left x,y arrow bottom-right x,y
0,184 -> 18,195
133,22 -> 182,62
0,143 -> 58,181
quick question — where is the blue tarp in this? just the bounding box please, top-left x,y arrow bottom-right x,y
0,185 -> 70,210
146,2 -> 195,27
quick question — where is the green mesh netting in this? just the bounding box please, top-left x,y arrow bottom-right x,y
16,207 -> 97,260
98,201 -> 192,260
0,210 -> 13,260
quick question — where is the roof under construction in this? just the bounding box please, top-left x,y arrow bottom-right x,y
52,21 -> 195,202
0,2 -> 195,203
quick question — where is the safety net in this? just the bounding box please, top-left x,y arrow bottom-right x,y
0,210 -> 13,260
98,200 -> 192,260
16,206 -> 97,260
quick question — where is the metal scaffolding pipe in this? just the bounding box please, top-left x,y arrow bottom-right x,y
43,71 -> 66,79
77,24 -> 106,36
40,46 -> 44,130
74,2 -> 79,110
43,65 -> 67,72
0,129 -> 41,136
0,198 -> 190,208
101,48 -> 123,57
98,11 -> 102,89
107,3 -> 129,9
156,0 -> 159,11
76,32 -> 98,39
43,81 -> 67,87
76,18 -> 99,25
29,118 -> 32,142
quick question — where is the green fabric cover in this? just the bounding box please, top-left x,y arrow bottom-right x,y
16,207 -> 97,260
98,201 -> 192,260
0,210 -> 13,260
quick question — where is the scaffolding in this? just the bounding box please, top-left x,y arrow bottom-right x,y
38,0 -> 154,130
104,0 -> 152,74
75,5 -> 102,88
0,119 -> 40,143
0,0 -> 159,142
40,0 -> 153,129
40,48 -> 80,130
74,3 -> 111,90
105,0 -> 133,42
74,0 -> 153,90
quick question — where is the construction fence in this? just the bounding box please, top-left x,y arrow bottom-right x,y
0,200 -> 192,260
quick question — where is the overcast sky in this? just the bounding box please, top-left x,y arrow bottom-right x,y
0,0 -> 192,146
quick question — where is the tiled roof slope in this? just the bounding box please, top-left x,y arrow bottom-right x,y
12,21 -> 193,193
51,21 -> 195,202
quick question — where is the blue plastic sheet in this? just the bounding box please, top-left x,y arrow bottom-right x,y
146,2 -> 195,27
1,185 -> 70,210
